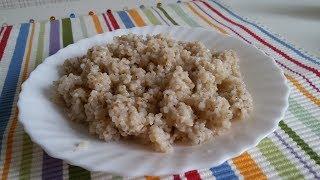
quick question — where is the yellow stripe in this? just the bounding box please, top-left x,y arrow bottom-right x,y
286,74 -> 320,106
128,9 -> 146,27
145,176 -> 160,180
91,14 -> 103,34
186,2 -> 227,34
1,22 -> 35,180
184,4 -> 269,177
232,152 -> 267,180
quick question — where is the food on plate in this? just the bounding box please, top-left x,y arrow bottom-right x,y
53,34 -> 253,152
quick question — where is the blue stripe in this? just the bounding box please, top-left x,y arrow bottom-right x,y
193,2 -> 250,44
117,11 -> 135,28
211,0 -> 320,65
210,161 -> 239,180
0,23 -> 30,156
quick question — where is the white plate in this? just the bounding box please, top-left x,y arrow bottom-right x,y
18,26 -> 289,176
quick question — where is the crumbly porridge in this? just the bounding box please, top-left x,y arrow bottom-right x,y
53,34 -> 253,152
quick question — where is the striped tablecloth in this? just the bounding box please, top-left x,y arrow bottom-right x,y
0,0 -> 319,179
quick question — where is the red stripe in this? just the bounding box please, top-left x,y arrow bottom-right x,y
201,0 -> 320,77
173,174 -> 181,180
185,170 -> 201,180
0,26 -> 13,61
194,1 -> 320,93
102,13 -> 112,31
107,10 -> 120,29
192,2 -> 250,44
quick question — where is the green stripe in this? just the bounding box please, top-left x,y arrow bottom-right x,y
289,98 -> 320,137
141,8 -> 162,25
19,22 -> 46,179
169,4 -> 199,27
61,19 -> 91,179
279,121 -> 320,166
69,166 -> 91,180
257,138 -> 304,179
62,18 -> 74,47
79,16 -> 88,38
157,5 -> 179,25
112,175 -> 123,180
34,22 -> 45,67
19,134 -> 33,180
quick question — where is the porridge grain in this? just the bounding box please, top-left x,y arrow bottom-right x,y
53,34 -> 253,152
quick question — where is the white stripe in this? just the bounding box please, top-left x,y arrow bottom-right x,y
43,21 -> 50,58
198,169 -> 215,179
3,22 -> 33,178
104,13 -> 115,31
184,3 -> 228,34
194,1 -> 320,113
285,87 -> 319,124
59,20 -> 63,48
228,160 -> 243,179
7,123 -> 24,179
197,1 -> 320,82
97,15 -> 108,32
28,23 -> 40,69
209,0 -> 320,70
71,18 -> 84,42
83,15 -> 97,37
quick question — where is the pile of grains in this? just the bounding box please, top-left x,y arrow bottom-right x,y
53,34 -> 253,152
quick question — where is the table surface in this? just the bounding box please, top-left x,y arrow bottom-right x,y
1,0 -> 320,57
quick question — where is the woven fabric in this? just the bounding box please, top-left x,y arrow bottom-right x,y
0,0 -> 78,9
0,0 -> 319,179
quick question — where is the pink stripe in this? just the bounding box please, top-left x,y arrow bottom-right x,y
201,0 -> 320,77
102,13 -> 112,31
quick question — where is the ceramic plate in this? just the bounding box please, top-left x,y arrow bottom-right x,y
18,26 -> 290,176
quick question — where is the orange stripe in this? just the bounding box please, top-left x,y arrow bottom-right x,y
145,176 -> 160,180
1,23 -> 35,180
286,74 -> 320,106
232,152 -> 267,180
128,9 -> 146,27
186,3 -> 227,34
91,14 -> 103,34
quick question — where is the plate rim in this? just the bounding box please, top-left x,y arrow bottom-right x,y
18,25 -> 290,176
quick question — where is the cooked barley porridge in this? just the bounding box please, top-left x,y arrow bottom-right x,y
53,34 -> 253,152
